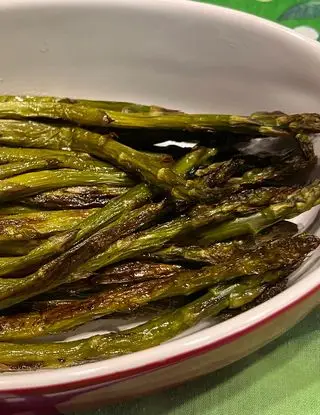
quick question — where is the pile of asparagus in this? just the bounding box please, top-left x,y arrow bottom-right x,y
0,95 -> 318,370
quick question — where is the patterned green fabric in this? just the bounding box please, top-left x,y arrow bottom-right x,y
200,0 -> 320,40
83,2 -> 320,414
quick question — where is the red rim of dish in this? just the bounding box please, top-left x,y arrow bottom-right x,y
4,282 -> 319,395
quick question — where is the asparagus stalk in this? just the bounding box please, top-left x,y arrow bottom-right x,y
88,261 -> 184,286
18,297 -> 186,319
0,169 -> 133,203
0,198 -> 162,306
0,230 -> 77,276
147,221 -> 298,264
0,146 -> 117,172
0,160 -> 61,179
47,109 -> 318,136
0,240 -> 42,256
28,262 -> 185,302
0,184 -> 151,278
69,186 -> 298,280
0,101 -> 114,126
0,119 -> 298,202
198,180 -> 320,244
21,185 -> 130,209
0,205 -> 41,215
0,95 -> 181,115
99,110 -> 320,135
143,243 -> 243,265
5,99 -> 319,135
204,159 -> 244,187
227,154 -> 314,187
174,147 -> 217,176
295,133 -> 317,162
0,285 -> 236,370
0,119 -> 249,201
188,186 -> 296,225
0,234 -> 316,339
0,209 -> 96,241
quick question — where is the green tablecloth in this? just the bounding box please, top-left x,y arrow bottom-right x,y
83,2 -> 320,414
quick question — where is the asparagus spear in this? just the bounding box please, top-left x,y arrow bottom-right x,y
147,221 -> 298,264
187,186 -> 296,228
204,159 -> 244,187
0,269 -> 291,366
295,133 -> 317,162
9,147 -> 213,211
0,240 -> 41,256
0,119 -> 248,201
147,223 -> 292,263
0,146 -> 117,172
0,209 -> 96,241
28,262 -> 185,303
0,184 -> 151,278
0,234 -> 315,339
0,160 -> 61,179
0,198 -> 162,306
174,147 -> 217,176
18,297 -> 186,319
227,154 -> 314,187
85,261 -> 184,285
99,110 -> 320,135
0,101 -> 114,126
198,180 -> 320,244
0,95 -> 180,115
0,205 -> 41,215
0,120 -> 294,201
3,98 -> 319,135
21,185 -> 130,209
0,169 -> 133,202
0,285 -> 236,370
69,186 -> 299,280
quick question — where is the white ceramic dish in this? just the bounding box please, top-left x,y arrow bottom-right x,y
0,1 -> 319,413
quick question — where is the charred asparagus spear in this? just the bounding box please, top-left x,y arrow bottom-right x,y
21,185 -> 130,209
92,261 -> 184,285
0,234 -> 316,339
28,262 -> 186,300
0,269 -> 292,368
198,180 -> 320,244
